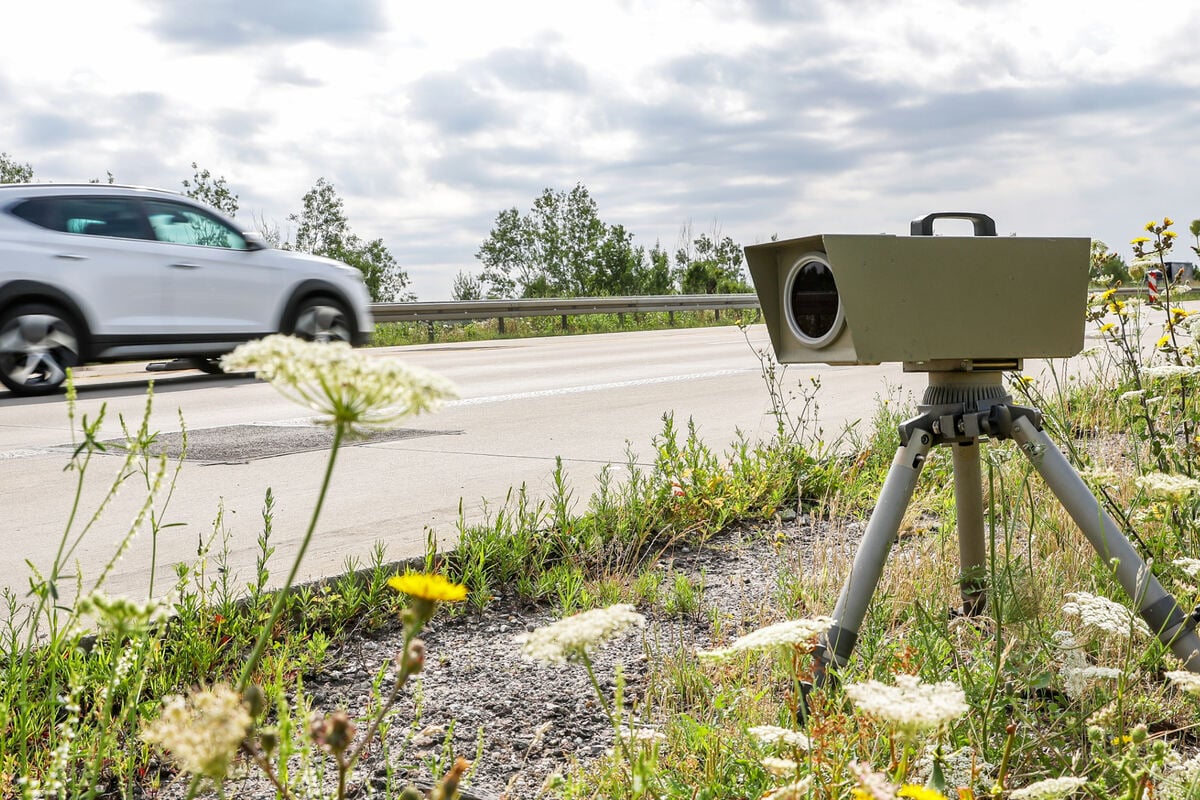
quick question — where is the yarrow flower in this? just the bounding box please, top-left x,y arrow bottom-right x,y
1140,364 -> 1200,381
1136,472 -> 1200,502
76,590 -> 167,638
1062,591 -> 1151,639
518,604 -> 645,664
1173,557 -> 1200,578
141,684 -> 252,781
844,674 -> 967,743
748,725 -> 811,750
615,725 -> 667,745
1008,775 -> 1088,799
697,616 -> 834,661
221,334 -> 456,432
1165,670 -> 1200,695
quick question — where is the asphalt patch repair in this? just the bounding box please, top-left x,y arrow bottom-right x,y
99,424 -> 457,464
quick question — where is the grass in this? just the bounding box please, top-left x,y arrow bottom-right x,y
7,220 -> 1200,798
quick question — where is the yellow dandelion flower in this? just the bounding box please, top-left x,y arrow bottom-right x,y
1165,230 -> 1178,239
1157,334 -> 1172,349
388,573 -> 468,602
1100,287 -> 1118,302
1131,236 -> 1151,245
1099,322 -> 1116,333
1146,221 -> 1157,232
1164,216 -> 1174,226
898,786 -> 949,800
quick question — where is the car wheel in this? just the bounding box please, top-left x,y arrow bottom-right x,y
0,304 -> 82,396
191,357 -> 226,375
290,297 -> 353,344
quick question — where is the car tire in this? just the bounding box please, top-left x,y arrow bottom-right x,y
288,297 -> 354,344
0,303 -> 83,396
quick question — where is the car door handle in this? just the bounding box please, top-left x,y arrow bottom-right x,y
55,253 -> 88,261
170,262 -> 202,269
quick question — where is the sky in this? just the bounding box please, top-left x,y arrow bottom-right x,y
2,0 -> 1199,300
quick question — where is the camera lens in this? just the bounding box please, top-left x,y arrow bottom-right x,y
786,254 -> 842,346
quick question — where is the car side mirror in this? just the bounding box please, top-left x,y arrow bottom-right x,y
243,231 -> 269,251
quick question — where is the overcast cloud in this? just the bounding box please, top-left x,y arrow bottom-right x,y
2,0 -> 1198,299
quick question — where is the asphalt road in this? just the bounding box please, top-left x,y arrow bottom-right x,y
0,308 -> 1162,604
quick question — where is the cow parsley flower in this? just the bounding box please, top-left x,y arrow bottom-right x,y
1174,557 -> 1200,578
222,334 -> 456,431
1141,364 -> 1200,381
697,616 -> 834,661
1136,472 -> 1200,502
844,674 -> 967,743
518,604 -> 645,664
1008,775 -> 1088,799
142,684 -> 252,781
748,725 -> 811,750
1062,591 -> 1151,639
761,756 -> 799,776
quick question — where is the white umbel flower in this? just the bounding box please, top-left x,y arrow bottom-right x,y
1165,670 -> 1200,695
518,604 -> 645,664
141,684 -> 251,781
1136,472 -> 1200,501
1008,775 -> 1088,799
222,334 -> 456,431
760,756 -> 799,776
697,616 -> 834,661
844,674 -> 967,743
763,776 -> 813,799
1062,591 -> 1151,639
1174,557 -> 1200,578
748,725 -> 811,750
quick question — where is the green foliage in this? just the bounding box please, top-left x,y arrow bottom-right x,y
1090,239 -> 1130,286
474,184 -> 684,298
674,224 -> 750,294
181,161 -> 240,216
0,151 -> 33,183
290,177 -> 412,302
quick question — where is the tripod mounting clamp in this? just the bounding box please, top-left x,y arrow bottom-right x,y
899,401 -> 1044,447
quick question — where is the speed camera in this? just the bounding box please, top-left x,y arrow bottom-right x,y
744,213 -> 1091,369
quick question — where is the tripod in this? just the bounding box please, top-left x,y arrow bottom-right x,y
815,369 -> 1200,677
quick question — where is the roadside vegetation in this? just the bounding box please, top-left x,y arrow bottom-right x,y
5,218 -> 1200,799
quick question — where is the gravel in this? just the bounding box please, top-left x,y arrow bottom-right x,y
158,514 -> 846,800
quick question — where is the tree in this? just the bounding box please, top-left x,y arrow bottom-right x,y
451,270 -> 485,301
0,152 -> 33,184
289,178 -> 412,302
182,162 -> 239,215
474,183 -> 668,298
674,224 -> 750,294
1090,240 -> 1129,286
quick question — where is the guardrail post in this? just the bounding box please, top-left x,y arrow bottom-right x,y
498,317 -> 505,335
668,310 -> 675,326
561,314 -> 568,332
426,321 -> 435,343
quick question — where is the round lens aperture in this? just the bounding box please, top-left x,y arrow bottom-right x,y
785,253 -> 843,347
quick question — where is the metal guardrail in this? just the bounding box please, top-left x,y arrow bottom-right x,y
370,293 -> 761,324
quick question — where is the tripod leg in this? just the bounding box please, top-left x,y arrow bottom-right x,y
818,429 -> 934,675
1010,415 -> 1200,671
953,441 -> 988,616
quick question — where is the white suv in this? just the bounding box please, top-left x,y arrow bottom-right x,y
0,184 -> 374,396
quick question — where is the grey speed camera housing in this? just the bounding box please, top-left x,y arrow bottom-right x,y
744,212 -> 1091,370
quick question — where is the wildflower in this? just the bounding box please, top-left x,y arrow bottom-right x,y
1173,557 -> 1200,578
761,756 -> 799,776
764,776 -> 814,799
310,710 -> 357,757
851,762 -> 899,800
1098,322 -> 1116,333
388,572 -> 468,603
1008,775 -> 1088,799
1136,472 -> 1200,502
1061,665 -> 1123,699
697,616 -> 833,660
897,787 -> 948,800
1165,216 -> 1175,227
1118,389 -> 1145,402
1157,334 -> 1172,349
1141,364 -> 1200,380
748,725 -> 811,750
844,674 -> 968,744
518,604 -> 645,664
76,591 -> 166,639
1062,591 -> 1151,639
141,684 -> 251,781
1165,670 -> 1200,695
221,334 -> 456,431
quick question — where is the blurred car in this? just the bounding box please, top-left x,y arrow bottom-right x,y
0,183 -> 373,396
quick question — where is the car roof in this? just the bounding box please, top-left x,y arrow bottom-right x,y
0,183 -> 190,200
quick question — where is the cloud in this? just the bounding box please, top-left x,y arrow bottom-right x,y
260,61 -> 323,88
478,48 -> 590,93
407,73 -> 507,136
148,0 -> 385,48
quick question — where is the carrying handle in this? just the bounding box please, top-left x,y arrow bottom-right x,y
909,212 -> 997,237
